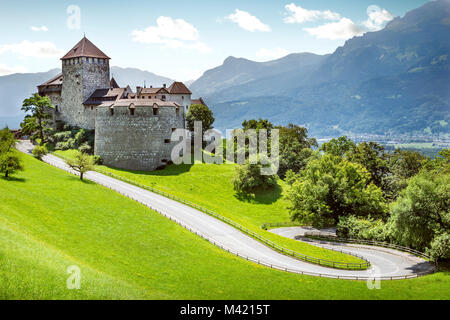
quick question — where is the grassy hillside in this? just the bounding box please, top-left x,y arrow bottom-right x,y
54,150 -> 365,265
1,154 -> 449,299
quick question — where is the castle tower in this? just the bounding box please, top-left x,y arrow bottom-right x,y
60,36 -> 110,129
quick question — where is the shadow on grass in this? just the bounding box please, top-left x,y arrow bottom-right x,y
0,176 -> 27,183
234,183 -> 283,205
104,163 -> 194,177
66,176 -> 96,185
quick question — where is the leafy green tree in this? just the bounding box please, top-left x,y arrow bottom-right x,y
0,152 -> 23,178
21,94 -> 54,143
287,154 -> 387,228
242,119 -> 274,134
186,104 -> 215,136
66,151 -> 95,181
0,127 -> 23,178
232,162 -> 278,194
32,145 -> 48,160
277,124 -> 317,178
390,149 -> 426,180
320,136 -> 356,157
389,171 -> 449,255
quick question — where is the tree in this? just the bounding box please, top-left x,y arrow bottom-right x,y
232,162 -> 278,194
66,151 -> 95,181
277,124 -> 317,179
389,171 -> 449,255
287,154 -> 387,228
21,94 -> 53,143
389,149 -> 426,180
186,104 -> 215,136
320,136 -> 356,157
32,145 -> 48,160
0,152 -> 23,178
242,119 -> 274,134
0,127 -> 23,178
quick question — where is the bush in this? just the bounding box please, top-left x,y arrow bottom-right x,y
232,163 -> 278,193
32,145 -> 48,160
428,233 -> 450,261
337,216 -> 389,241
78,142 -> 92,154
92,155 -> 103,165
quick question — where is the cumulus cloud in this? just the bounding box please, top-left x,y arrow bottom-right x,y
131,16 -> 211,54
30,26 -> 48,32
227,9 -> 271,32
363,5 -> 394,31
284,3 -> 340,24
304,18 -> 364,40
0,64 -> 27,76
0,40 -> 64,58
256,48 -> 290,61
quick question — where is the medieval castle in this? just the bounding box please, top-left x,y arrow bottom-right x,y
37,37 -> 206,171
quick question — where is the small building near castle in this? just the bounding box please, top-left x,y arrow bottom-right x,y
38,36 -> 207,171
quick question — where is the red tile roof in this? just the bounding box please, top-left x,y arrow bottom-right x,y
191,97 -> 207,107
61,37 -> 110,60
38,73 -> 63,87
168,81 -> 192,94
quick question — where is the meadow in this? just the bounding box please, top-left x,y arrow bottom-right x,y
54,149 -> 364,265
1,154 -> 449,300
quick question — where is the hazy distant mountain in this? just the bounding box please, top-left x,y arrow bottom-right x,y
0,66 -> 174,129
110,66 -> 173,90
193,0 -> 450,137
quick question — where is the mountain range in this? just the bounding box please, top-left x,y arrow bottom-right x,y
191,0 -> 450,137
1,0 -> 449,137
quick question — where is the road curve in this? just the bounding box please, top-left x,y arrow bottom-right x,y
16,141 -> 435,280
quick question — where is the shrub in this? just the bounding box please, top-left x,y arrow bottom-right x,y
232,163 -> 278,193
78,142 -> 92,154
32,145 -> 48,160
428,233 -> 450,261
92,155 -> 103,165
337,216 -> 389,241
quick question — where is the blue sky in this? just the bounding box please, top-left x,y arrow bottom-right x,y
0,0 -> 429,81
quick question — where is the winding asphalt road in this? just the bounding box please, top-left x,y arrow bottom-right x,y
16,141 -> 435,280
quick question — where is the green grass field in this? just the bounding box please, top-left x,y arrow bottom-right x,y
1,154 -> 449,299
54,150 -> 364,265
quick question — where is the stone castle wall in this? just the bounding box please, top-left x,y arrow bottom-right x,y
94,105 -> 185,171
61,59 -> 110,129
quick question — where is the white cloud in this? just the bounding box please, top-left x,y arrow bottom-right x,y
256,48 -> 290,61
0,64 -> 27,76
227,9 -> 271,32
0,40 -> 64,58
131,16 -> 211,54
30,26 -> 48,32
304,18 -> 364,40
363,5 -> 394,31
284,3 -> 340,24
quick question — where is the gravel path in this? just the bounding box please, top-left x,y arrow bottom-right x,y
16,141 -> 435,280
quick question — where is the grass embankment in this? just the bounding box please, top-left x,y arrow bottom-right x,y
1,154 -> 449,299
54,150 -> 364,266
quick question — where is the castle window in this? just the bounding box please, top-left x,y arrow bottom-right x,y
153,108 -> 158,116
176,107 -> 180,116
164,139 -> 171,144
55,105 -> 59,113
162,95 -> 166,101
182,96 -> 184,100
91,106 -> 94,111
86,57 -> 89,63
110,107 -> 114,116
130,108 -> 135,116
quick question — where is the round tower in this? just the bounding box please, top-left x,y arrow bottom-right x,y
60,36 -> 111,129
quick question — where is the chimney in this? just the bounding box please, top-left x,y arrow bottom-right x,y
136,86 -> 142,94
163,84 -> 166,88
